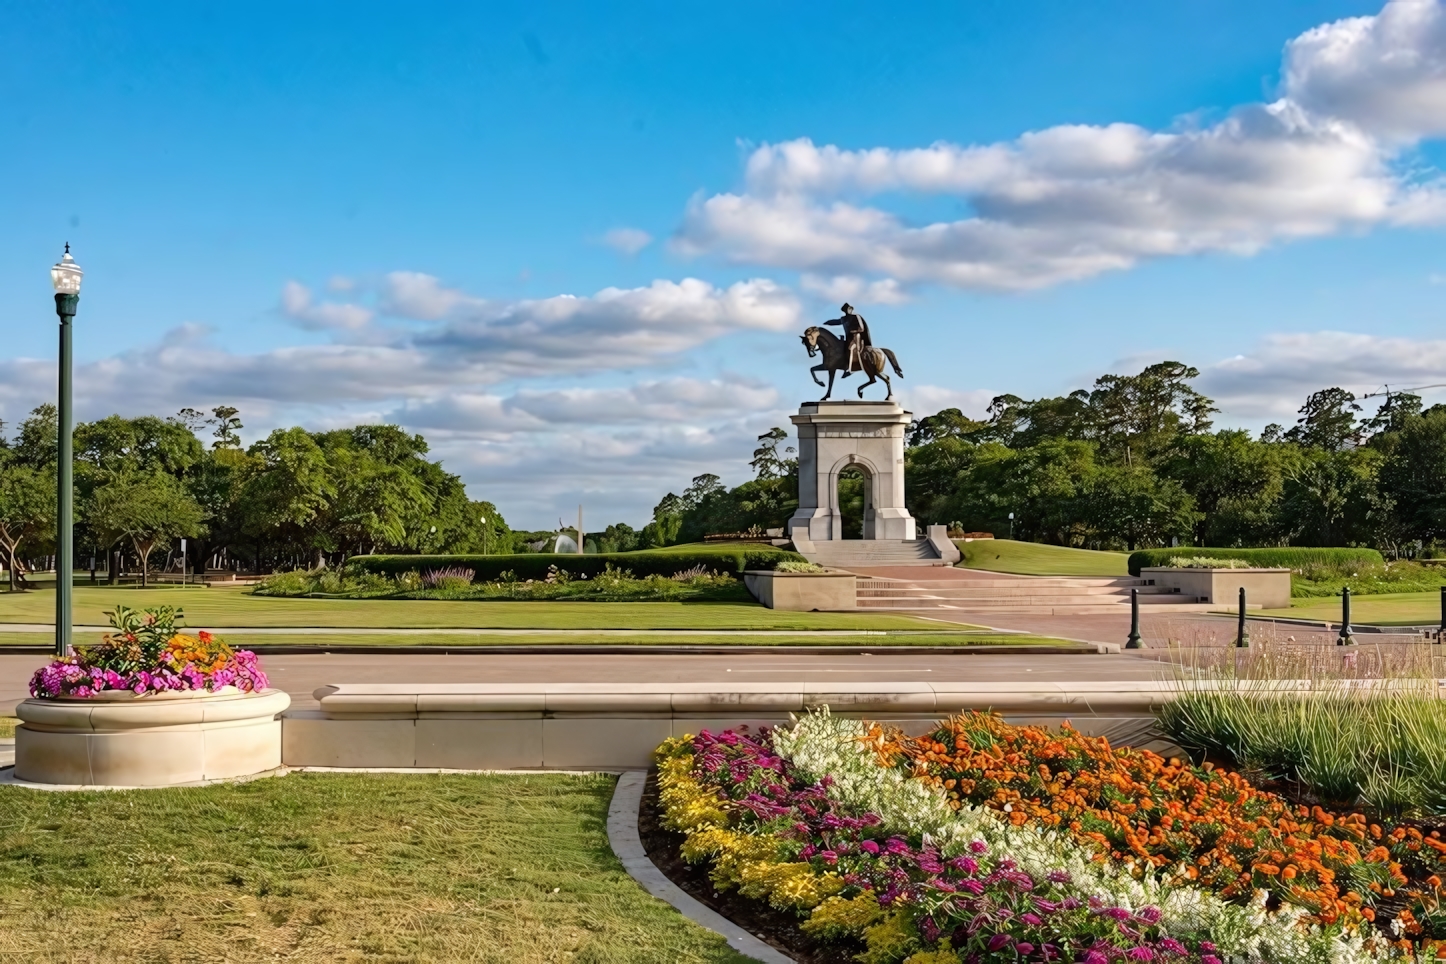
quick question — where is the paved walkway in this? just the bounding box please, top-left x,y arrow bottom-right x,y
0,650 -> 1170,716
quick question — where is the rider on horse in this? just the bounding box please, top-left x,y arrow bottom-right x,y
825,303 -> 871,376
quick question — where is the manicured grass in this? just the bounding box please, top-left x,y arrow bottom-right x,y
0,772 -> 748,964
0,585 -> 944,631
955,539 -> 1130,577
0,717 -> 13,738
1258,591 -> 1444,626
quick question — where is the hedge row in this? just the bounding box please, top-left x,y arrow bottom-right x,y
348,545 -> 805,582
1127,546 -> 1385,576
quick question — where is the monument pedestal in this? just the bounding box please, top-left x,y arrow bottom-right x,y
786,401 -> 916,543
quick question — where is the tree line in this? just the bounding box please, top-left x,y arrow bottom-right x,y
640,362 -> 1446,554
0,405 -> 506,587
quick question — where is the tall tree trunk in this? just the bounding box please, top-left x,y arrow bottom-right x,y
135,538 -> 153,589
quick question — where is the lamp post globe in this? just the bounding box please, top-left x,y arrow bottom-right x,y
51,245 -> 83,657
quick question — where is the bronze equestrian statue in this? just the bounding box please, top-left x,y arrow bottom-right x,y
801,304 -> 904,401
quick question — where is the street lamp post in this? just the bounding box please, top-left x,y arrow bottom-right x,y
50,245 -> 83,657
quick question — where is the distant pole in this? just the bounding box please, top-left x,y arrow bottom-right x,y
1236,586 -> 1249,647
181,538 -> 188,588
577,504 -> 584,555
1125,588 -> 1142,649
1337,586 -> 1354,646
1438,586 -> 1445,644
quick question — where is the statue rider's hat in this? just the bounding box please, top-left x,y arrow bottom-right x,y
840,303 -> 854,313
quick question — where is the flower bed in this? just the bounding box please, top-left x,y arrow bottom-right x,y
655,711 -> 1438,962
29,605 -> 268,698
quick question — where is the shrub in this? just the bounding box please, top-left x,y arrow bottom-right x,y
1128,546 -> 1383,576
1162,556 -> 1252,569
422,566 -> 475,591
775,560 -> 827,573
348,544 -> 804,582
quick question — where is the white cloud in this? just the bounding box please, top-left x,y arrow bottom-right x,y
674,0 -> 1446,292
419,277 -> 800,375
0,274 -> 806,528
1200,331 -> 1446,419
280,281 -> 375,331
380,271 -> 483,320
800,273 -> 909,305
905,385 -> 997,420
602,227 -> 654,255
1284,0 -> 1446,142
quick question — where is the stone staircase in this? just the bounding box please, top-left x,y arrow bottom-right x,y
854,573 -> 1218,614
805,538 -> 948,568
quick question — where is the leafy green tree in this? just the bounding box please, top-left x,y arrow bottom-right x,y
0,462 -> 55,589
1280,448 -> 1382,547
1162,431 -> 1293,546
239,428 -> 336,565
749,428 -> 796,480
1286,388 -> 1362,451
1084,466 -> 1198,551
211,406 -> 244,450
1377,405 -> 1446,546
88,472 -> 207,587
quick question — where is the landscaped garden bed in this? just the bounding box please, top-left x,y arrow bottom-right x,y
652,709 -> 1446,962
254,561 -> 756,602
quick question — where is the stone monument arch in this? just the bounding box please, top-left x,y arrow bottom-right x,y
786,401 -> 916,542
785,306 -> 960,566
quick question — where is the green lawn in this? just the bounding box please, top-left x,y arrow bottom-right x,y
955,539 -> 1130,577
0,772 -> 747,964
0,584 -> 945,631
1258,591 -> 1444,626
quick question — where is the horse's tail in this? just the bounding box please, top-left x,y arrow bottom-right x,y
882,348 -> 904,377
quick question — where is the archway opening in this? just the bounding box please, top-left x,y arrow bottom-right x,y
837,466 -> 870,539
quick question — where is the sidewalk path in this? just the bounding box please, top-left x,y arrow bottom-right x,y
0,650 -> 1170,716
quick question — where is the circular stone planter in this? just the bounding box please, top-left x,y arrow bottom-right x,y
14,687 -> 291,787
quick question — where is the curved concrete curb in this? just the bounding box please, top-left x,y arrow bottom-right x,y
606,770 -> 794,964
0,765 -> 289,792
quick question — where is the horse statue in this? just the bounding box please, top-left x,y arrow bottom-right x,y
800,326 -> 904,401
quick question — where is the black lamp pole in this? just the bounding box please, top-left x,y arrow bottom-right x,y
50,245 -> 83,657
1337,586 -> 1354,646
1236,586 -> 1249,648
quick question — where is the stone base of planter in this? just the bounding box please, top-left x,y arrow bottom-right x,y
15,688 -> 291,787
742,569 -> 857,610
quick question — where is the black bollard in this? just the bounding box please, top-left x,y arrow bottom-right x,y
1439,586 -> 1445,644
1125,588 -> 1142,649
1337,586 -> 1354,646
1236,586 -> 1249,647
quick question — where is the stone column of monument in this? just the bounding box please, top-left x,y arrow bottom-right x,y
786,400 -> 917,542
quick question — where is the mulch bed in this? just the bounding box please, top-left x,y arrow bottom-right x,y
637,767 -> 864,964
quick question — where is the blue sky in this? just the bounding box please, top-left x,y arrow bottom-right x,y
3,0 -> 1445,527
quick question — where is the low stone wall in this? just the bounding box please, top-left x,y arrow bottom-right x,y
15,688 -> 291,787
742,569 -> 857,610
1140,567 -> 1292,609
281,681 -> 1185,770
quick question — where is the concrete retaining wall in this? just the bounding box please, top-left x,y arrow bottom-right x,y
281,682 -> 1187,769
1140,567 -> 1291,609
743,570 -> 857,610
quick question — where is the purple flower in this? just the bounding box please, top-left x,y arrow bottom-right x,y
860,839 -> 880,855
987,934 -> 1013,952
1126,949 -> 1155,962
